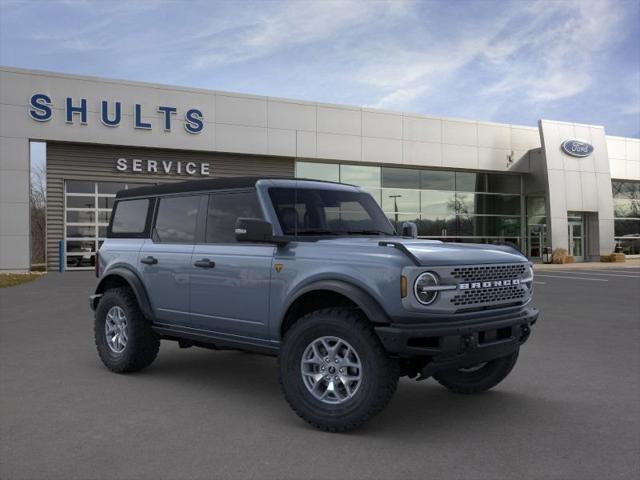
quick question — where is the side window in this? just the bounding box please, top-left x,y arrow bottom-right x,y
154,195 -> 200,243
110,199 -> 150,235
206,191 -> 263,243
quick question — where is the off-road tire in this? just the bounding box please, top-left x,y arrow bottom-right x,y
94,287 -> 160,373
433,349 -> 519,394
278,307 -> 399,432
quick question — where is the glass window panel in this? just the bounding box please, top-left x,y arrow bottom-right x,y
527,196 -> 546,216
66,240 -> 96,253
98,197 -> 116,209
67,196 -> 95,208
98,226 -> 106,238
340,165 -> 381,188
206,191 -> 263,243
66,226 -> 95,238
612,180 -> 640,199
487,174 -> 521,194
615,237 -> 640,255
111,199 -> 149,234
382,167 -> 419,189
419,215 -> 455,236
456,172 -> 486,192
474,194 -> 521,215
614,219 -> 640,237
98,182 -> 127,194
385,214 -> 420,233
528,216 -> 547,226
381,188 -> 420,212
98,211 -> 110,223
613,199 -> 640,218
420,170 -> 455,191
66,180 -> 95,194
296,162 -> 339,182
126,183 -> 149,190
457,215 -> 521,237
66,210 -> 95,223
66,254 -> 95,268
455,193 -> 475,215
421,190 -> 455,217
155,196 -> 200,243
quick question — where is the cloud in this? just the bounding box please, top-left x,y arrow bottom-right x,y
189,0 -> 409,70
356,0 -> 626,111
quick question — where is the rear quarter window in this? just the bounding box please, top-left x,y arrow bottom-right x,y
109,199 -> 151,236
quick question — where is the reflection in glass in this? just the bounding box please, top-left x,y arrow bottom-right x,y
419,215 -> 455,236
456,172 -> 485,192
420,170 -> 454,190
66,180 -> 95,194
421,190 -> 455,217
382,167 -> 419,189
66,211 -> 95,223
98,182 -> 127,194
296,162 -> 339,182
340,165 -> 381,188
613,199 -> 640,218
67,196 -> 95,208
614,219 -> 640,237
381,189 -> 420,213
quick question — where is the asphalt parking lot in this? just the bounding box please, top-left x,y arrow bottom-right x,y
1,268 -> 639,480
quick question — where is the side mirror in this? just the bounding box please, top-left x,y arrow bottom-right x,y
401,221 -> 418,238
235,218 -> 274,243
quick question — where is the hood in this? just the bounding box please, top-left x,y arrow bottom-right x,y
316,237 -> 527,266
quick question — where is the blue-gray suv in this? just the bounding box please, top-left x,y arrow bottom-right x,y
90,177 -> 538,432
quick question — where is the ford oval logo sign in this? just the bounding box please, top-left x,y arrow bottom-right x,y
561,139 -> 594,157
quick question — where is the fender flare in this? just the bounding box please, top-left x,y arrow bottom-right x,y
282,279 -> 391,327
94,266 -> 154,320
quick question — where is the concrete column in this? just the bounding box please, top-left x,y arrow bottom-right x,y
0,136 -> 30,271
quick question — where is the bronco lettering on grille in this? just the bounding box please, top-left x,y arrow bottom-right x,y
459,279 -> 520,290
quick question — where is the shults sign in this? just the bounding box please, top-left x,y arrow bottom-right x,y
28,93 -> 204,134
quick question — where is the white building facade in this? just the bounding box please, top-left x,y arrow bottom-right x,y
1,66 -> 638,271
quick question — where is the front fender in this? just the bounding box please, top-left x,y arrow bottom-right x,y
282,279 -> 391,326
92,266 -> 154,320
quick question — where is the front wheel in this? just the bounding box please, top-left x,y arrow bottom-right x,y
433,350 -> 519,394
278,308 -> 399,432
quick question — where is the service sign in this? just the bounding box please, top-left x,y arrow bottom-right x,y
561,139 -> 594,157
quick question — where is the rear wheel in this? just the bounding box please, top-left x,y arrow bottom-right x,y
433,350 -> 519,394
279,308 -> 399,432
94,287 -> 160,373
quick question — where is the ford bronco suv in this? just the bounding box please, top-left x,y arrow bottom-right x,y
91,177 -> 538,432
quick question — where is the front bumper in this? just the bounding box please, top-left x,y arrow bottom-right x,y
375,306 -> 538,377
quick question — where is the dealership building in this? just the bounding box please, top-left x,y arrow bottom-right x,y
0,66 -> 639,272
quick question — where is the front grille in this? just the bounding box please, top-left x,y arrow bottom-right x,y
451,285 -> 526,306
448,263 -> 530,308
451,264 -> 527,283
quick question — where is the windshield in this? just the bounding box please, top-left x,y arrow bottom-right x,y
269,187 -> 396,237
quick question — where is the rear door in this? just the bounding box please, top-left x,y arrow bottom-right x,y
189,189 -> 274,340
139,194 -> 204,326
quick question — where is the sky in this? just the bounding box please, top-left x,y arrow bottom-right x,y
1,0 -> 639,137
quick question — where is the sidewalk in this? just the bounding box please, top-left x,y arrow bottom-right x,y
533,257 -> 640,271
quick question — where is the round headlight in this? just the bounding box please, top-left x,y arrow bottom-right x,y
414,272 -> 439,305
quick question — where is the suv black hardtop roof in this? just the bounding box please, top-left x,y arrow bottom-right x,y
115,176 -> 351,199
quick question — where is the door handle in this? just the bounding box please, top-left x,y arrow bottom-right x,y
194,258 -> 215,269
140,256 -> 158,265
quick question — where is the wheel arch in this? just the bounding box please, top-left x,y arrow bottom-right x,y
93,266 -> 154,320
280,280 -> 391,339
